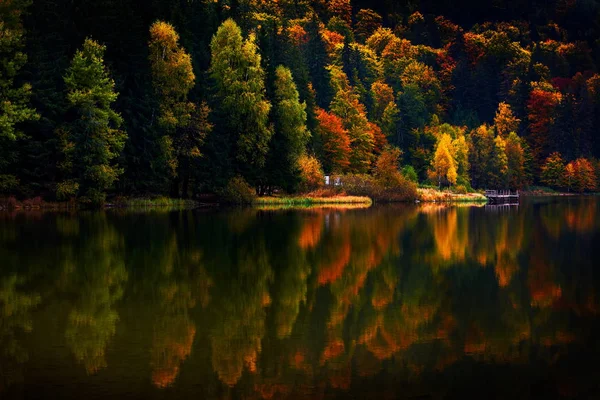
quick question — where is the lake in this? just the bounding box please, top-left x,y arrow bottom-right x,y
1,198 -> 599,399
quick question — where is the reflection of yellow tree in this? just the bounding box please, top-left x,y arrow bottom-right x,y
297,213 -> 324,250
0,276 -> 40,392
210,239 -> 273,386
430,207 -> 468,263
273,250 -> 310,339
150,236 -> 211,388
65,215 -> 127,375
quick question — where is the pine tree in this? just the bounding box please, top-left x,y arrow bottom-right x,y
262,66 -> 310,194
0,0 -> 39,193
148,21 -> 210,197
209,19 -> 273,181
540,152 -> 565,188
57,38 -> 127,206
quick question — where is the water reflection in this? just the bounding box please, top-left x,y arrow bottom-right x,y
0,198 -> 599,398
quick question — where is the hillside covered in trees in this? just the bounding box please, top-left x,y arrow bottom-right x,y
2,0 -> 600,205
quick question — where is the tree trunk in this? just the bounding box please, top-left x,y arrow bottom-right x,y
170,177 -> 180,198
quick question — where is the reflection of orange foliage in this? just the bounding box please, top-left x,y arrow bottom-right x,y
329,366 -> 351,390
358,316 -> 417,360
245,350 -> 258,373
254,383 -> 290,400
292,350 -> 305,369
565,201 -> 597,233
298,215 -> 323,249
321,338 -> 345,364
152,323 -> 196,388
495,255 -> 518,287
528,256 -> 562,308
541,332 -> 576,347
371,281 -> 394,310
435,314 -> 456,340
464,325 -> 486,355
318,242 -> 351,285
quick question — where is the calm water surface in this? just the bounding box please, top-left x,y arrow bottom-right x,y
1,198 -> 600,399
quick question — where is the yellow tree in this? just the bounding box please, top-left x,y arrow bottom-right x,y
505,132 -> 527,189
149,21 -> 211,195
431,134 -> 457,187
371,81 -> 399,139
451,134 -> 470,185
492,135 -> 509,188
494,102 -> 520,137
562,162 -> 575,192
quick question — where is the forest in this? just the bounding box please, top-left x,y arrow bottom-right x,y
2,0 -> 600,206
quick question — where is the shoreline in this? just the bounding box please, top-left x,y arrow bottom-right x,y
2,191 -> 598,212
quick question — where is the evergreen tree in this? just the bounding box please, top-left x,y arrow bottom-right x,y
540,152 -> 565,188
209,19 -> 273,184
0,0 -> 38,193
262,66 -> 310,194
56,38 -> 127,206
304,15 -> 332,108
148,21 -> 210,197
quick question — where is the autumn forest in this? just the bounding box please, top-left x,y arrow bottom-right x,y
2,0 -> 600,205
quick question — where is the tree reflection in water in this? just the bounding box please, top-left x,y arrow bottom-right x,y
0,199 -> 598,398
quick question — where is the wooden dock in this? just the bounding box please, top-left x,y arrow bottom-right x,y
484,190 -> 520,204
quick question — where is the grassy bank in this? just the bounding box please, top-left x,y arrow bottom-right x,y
254,195 -> 372,206
111,197 -> 199,209
418,188 -> 488,203
0,196 -> 201,211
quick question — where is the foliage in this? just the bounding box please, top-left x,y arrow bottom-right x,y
430,134 -> 458,187
0,0 -> 39,194
541,152 -> 565,188
494,102 -> 520,137
220,176 -> 257,204
210,19 -> 273,170
4,0 -> 600,199
315,108 -> 351,173
342,172 -> 418,202
262,65 -> 310,193
298,154 -> 324,192
329,66 -> 374,173
57,38 -> 127,207
564,158 -> 597,193
401,165 -> 419,182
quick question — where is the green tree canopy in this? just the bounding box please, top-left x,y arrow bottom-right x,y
57,38 -> 127,206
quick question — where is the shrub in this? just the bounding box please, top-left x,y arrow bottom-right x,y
401,165 -> 418,182
342,173 -> 418,202
304,187 -> 342,198
298,154 -> 324,192
0,196 -> 20,209
56,180 -> 79,201
453,184 -> 468,194
22,197 -> 44,209
220,176 -> 256,204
